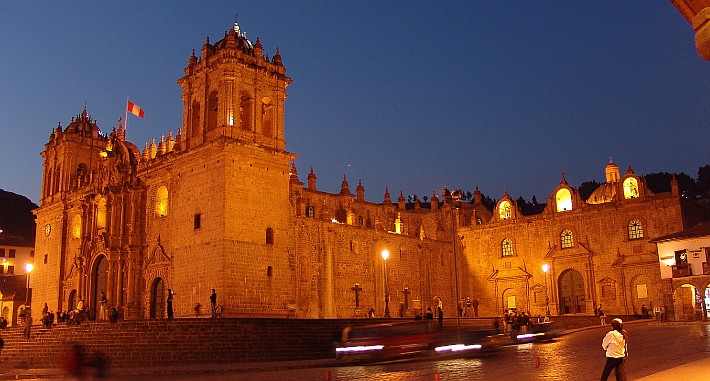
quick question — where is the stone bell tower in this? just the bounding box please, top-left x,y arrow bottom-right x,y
178,20 -> 291,151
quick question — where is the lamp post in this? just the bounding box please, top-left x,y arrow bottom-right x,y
451,189 -> 462,341
381,249 -> 391,318
25,263 -> 34,306
542,263 -> 551,316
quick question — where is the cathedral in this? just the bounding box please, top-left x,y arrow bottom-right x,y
31,22 -> 709,321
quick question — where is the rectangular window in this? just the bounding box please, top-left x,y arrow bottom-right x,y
30,250 -> 35,257
44,254 -> 48,264
7,265 -> 14,275
194,213 -> 201,230
0,248 -> 5,257
8,249 -> 15,258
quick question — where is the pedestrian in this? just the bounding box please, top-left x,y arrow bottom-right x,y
465,297 -> 472,317
42,303 -> 49,317
109,307 -> 119,323
660,305 -> 666,322
599,307 -> 606,325
600,318 -> 628,381
437,304 -> 444,329
167,289 -> 174,319
472,297 -> 479,317
61,343 -> 86,379
368,307 -> 375,318
99,291 -> 108,321
425,307 -> 433,320
210,289 -> 217,318
23,310 -> 33,340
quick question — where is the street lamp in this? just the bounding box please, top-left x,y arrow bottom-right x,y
381,249 -> 390,318
451,189 -> 462,341
542,263 -> 550,316
25,263 -> 34,305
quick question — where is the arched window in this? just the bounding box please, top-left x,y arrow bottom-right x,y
191,100 -> 201,138
266,266 -> 273,277
357,216 -> 363,226
261,97 -> 273,137
266,227 -> 274,245
501,238 -> 514,257
240,95 -> 252,131
207,90 -> 219,132
499,201 -> 511,220
561,229 -> 574,249
72,214 -> 82,239
628,219 -> 643,240
623,177 -> 639,199
155,186 -> 169,217
306,206 -> 315,218
556,188 -> 572,212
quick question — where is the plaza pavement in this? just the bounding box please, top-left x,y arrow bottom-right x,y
1,319 -> 707,380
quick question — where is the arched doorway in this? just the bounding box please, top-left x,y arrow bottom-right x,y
150,277 -> 166,319
673,284 -> 702,321
91,255 -> 109,320
558,269 -> 585,314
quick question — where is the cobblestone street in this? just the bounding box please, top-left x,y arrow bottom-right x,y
99,322 -> 709,381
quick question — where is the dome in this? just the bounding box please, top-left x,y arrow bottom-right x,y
587,182 -> 617,205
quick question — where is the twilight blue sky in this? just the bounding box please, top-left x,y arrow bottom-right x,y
1,1 -> 708,205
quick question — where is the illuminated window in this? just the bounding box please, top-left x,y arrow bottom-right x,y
155,186 -> 169,217
306,206 -> 315,218
502,238 -> 514,257
555,188 -> 572,212
561,229 -> 574,249
97,197 -> 107,229
623,178 -> 639,199
476,217 -> 483,225
628,220 -> 643,240
266,227 -> 274,245
72,214 -> 82,239
499,201 -> 512,220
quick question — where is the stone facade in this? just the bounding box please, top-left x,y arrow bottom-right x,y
29,22 -> 709,322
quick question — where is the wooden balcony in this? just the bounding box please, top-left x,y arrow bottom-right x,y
672,264 -> 693,278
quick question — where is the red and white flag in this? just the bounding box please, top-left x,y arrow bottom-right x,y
127,100 -> 145,118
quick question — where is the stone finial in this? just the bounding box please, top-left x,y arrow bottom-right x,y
383,187 -> 392,204
340,174 -> 351,195
356,179 -> 365,201
307,167 -> 317,190
398,190 -> 406,210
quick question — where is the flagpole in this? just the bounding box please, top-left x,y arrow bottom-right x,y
125,97 -> 129,140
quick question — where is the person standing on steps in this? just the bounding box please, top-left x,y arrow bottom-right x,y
210,289 -> 217,318
167,289 -> 174,319
99,292 -> 108,321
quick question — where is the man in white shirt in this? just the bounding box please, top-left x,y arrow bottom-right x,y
600,318 -> 628,381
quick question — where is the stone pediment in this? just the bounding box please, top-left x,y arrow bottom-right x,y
611,252 -> 658,267
146,243 -> 171,267
544,242 -> 592,260
488,266 -> 532,282
597,276 -> 616,284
